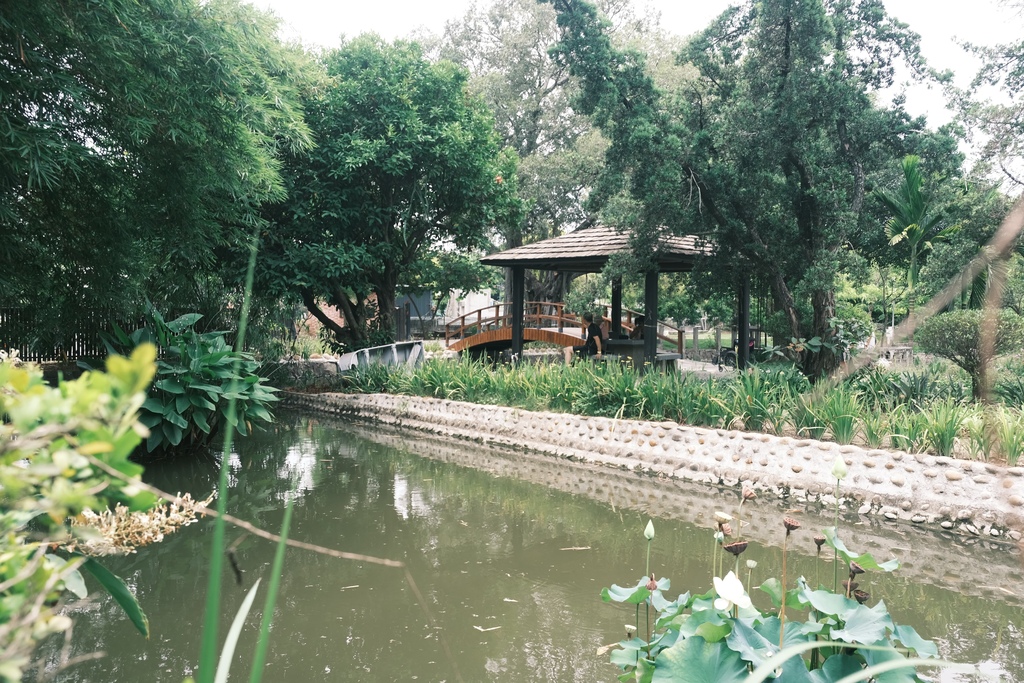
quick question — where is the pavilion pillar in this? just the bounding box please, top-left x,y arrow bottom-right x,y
738,274 -> 750,370
511,266 -> 525,362
643,269 -> 658,369
611,277 -> 623,339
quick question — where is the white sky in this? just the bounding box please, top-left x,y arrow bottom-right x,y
252,0 -> 1021,127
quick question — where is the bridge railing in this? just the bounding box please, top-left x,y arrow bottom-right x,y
445,301 -> 686,354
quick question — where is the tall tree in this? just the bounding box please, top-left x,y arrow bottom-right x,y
875,155 -> 960,327
960,2 -> 1024,189
260,35 -> 521,348
545,0 -> 946,378
0,0 -> 314,345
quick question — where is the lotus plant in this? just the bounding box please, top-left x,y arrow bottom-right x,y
599,513 -> 964,681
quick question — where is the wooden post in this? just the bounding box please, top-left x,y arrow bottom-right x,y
643,269 -> 658,370
738,275 -> 751,369
693,327 -> 699,360
611,277 -> 623,340
510,266 -> 525,361
677,329 -> 683,355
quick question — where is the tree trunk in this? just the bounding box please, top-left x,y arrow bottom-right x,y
804,287 -> 838,380
301,287 -> 353,346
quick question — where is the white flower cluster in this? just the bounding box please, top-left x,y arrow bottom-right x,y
0,348 -> 21,365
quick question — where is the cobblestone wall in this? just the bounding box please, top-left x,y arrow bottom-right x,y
285,392 -> 1024,540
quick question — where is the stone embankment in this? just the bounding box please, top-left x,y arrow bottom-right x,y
285,392 -> 1024,540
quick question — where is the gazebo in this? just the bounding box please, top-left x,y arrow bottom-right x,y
479,225 -> 752,368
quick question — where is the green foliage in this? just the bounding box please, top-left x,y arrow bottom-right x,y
261,35 -> 522,348
0,347 -> 160,681
994,407 -> 1024,466
544,0 -> 951,381
100,311 -> 279,453
822,388 -> 861,445
874,155 -> 959,291
923,399 -> 967,458
0,0 -> 314,346
599,522 -> 966,682
916,309 -> 1024,398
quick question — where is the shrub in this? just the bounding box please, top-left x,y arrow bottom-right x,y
916,309 -> 1024,399
99,310 -> 279,452
0,347 -> 162,681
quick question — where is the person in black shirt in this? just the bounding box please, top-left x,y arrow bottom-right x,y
563,312 -> 603,363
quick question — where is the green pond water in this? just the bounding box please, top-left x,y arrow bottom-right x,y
47,411 -> 1024,682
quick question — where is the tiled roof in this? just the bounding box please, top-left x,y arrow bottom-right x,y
480,225 -> 710,272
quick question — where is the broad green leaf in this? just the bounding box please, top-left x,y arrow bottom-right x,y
694,621 -> 731,643
830,602 -> 894,644
142,397 -> 165,413
823,528 -> 900,572
163,421 -> 184,447
610,647 -> 644,669
81,558 -> 149,638
810,653 -> 865,682
652,636 -> 747,683
859,646 -> 916,683
193,409 -> 211,434
155,378 -> 185,395
602,578 -> 650,604
802,588 -> 858,618
190,394 -> 216,410
753,616 -> 813,649
893,624 -> 938,659
727,618 -> 778,669
678,610 -> 728,639
165,313 -> 203,333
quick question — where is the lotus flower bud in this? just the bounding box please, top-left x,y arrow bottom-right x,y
831,455 -> 848,481
644,520 -> 655,541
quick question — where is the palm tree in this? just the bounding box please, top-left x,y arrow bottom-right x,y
875,155 -> 960,332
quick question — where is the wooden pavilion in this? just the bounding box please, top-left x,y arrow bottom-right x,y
479,225 -> 753,368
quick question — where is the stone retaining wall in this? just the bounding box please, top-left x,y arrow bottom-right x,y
285,392 -> 1024,539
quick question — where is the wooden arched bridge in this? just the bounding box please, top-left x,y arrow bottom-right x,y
445,301 -> 688,355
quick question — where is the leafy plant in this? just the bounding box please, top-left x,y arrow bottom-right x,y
859,411 -> 888,449
98,310 -> 279,452
599,520 -> 978,682
923,399 -> 967,458
790,394 -> 828,440
994,407 -> 1024,466
0,347 -> 162,682
889,406 -> 929,453
731,369 -> 783,433
822,388 -> 860,445
963,409 -> 995,461
916,309 -> 1024,399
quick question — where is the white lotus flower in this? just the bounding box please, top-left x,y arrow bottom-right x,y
644,520 -> 655,540
713,571 -> 752,612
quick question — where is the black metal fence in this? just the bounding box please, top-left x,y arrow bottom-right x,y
0,308 -> 119,363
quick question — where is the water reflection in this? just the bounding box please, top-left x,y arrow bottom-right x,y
45,411 -> 1024,682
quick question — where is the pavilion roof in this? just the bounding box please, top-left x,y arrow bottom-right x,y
479,225 -> 710,273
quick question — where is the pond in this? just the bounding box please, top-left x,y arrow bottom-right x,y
49,411 -> 1024,682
